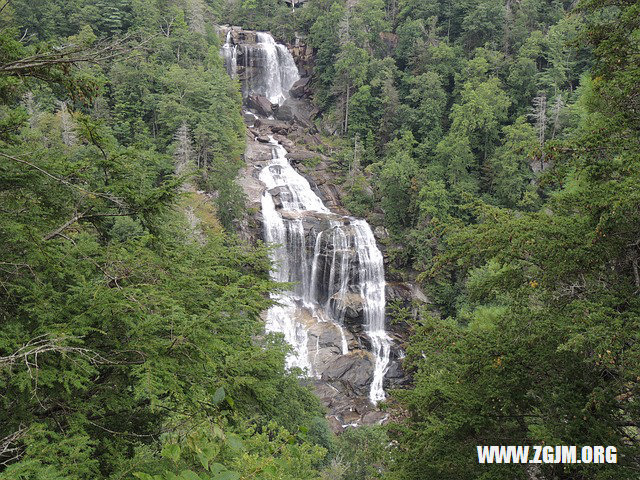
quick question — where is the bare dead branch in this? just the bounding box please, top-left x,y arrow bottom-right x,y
0,425 -> 27,467
41,210 -> 140,242
86,420 -> 156,438
41,210 -> 138,241
0,33 -> 157,79
0,36 -> 125,73
18,28 -> 31,43
0,1 -> 10,16
43,209 -> 91,240
0,334 -> 112,372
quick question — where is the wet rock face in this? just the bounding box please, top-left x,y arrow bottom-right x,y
308,324 -> 349,373
384,359 -> 411,388
321,352 -> 374,396
274,103 -> 295,122
311,342 -> 390,428
339,292 -> 364,320
253,115 -> 292,131
229,28 -> 258,45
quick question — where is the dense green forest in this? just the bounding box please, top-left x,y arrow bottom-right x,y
0,1 -> 334,479
1,0 -> 639,479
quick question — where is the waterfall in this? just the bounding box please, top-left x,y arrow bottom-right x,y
252,33 -> 300,105
221,31 -> 237,78
261,189 -> 312,372
259,137 -> 319,373
258,141 -> 328,213
221,31 -> 300,105
226,30 -> 391,404
259,138 -> 391,403
353,221 -> 391,403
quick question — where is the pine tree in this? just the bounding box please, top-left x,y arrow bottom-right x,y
57,101 -> 76,147
174,122 -> 194,176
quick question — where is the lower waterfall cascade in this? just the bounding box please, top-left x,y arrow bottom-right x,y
259,139 -> 392,403
221,27 -> 393,405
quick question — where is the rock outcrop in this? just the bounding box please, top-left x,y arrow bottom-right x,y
290,76 -> 311,98
247,95 -> 275,117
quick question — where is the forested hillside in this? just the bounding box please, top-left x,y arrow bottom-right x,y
0,1 -> 335,479
216,0 -> 640,477
1,0 -> 639,479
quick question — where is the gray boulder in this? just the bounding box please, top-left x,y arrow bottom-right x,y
321,352 -> 374,396
274,103 -> 295,122
290,76 -> 311,98
341,293 -> 364,319
247,95 -> 274,117
361,410 -> 388,426
286,149 -> 319,165
267,186 -> 289,209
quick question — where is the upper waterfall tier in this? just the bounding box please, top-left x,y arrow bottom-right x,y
221,30 -> 300,105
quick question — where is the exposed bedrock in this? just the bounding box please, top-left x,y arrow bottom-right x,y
290,76 -> 311,99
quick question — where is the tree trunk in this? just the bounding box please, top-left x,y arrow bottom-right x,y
344,84 -> 351,134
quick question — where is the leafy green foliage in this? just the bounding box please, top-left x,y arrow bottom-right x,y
333,426 -> 389,480
0,2 -> 332,479
383,0 -> 640,477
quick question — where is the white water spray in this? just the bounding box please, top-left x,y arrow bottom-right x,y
221,31 -> 238,78
221,30 -> 299,105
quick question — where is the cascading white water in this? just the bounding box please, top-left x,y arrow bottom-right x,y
222,31 -> 299,105
259,141 -> 328,213
261,189 -> 312,372
259,138 -> 321,370
259,137 -> 391,402
307,218 -> 391,402
353,221 -> 391,403
221,31 -> 238,78
252,33 -> 300,105
226,30 -> 391,403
